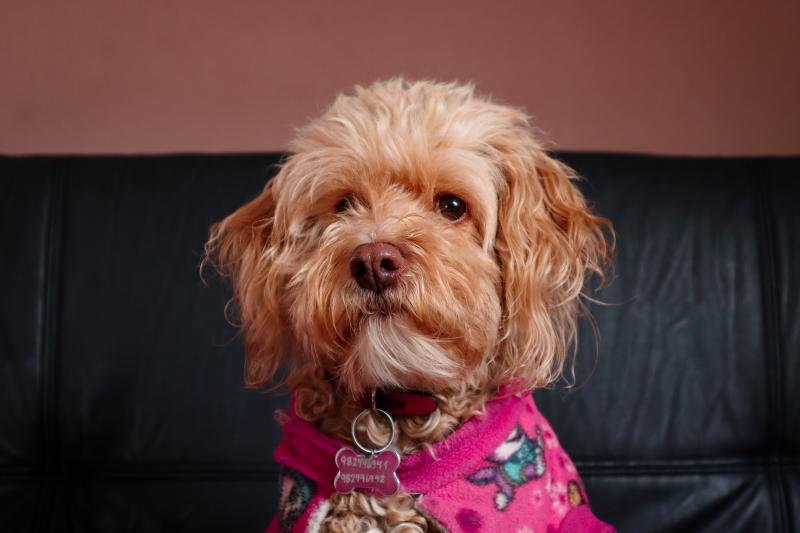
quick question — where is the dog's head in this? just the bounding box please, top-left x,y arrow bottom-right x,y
206,79 -> 612,396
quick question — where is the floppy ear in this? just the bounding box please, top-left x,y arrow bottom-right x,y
204,178 -> 286,389
491,116 -> 613,389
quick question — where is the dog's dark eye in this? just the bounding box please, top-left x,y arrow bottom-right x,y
436,194 -> 467,221
335,195 -> 356,213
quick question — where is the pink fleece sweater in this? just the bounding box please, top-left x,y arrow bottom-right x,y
268,392 -> 614,533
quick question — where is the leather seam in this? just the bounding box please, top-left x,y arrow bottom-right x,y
576,460 -> 800,477
34,165 -> 66,533
42,171 -> 65,472
753,166 -> 789,533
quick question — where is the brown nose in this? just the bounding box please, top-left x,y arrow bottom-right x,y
350,242 -> 407,292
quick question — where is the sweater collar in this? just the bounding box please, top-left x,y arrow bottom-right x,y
273,389 -> 531,495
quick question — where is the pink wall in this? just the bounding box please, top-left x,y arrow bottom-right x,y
1,1 -> 798,156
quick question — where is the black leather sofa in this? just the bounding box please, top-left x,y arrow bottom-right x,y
1,153 -> 797,532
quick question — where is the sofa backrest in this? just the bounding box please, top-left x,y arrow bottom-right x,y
1,154 -> 797,532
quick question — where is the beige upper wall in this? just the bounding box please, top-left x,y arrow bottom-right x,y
1,0 -> 798,156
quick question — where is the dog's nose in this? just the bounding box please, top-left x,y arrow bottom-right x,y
350,242 -> 406,292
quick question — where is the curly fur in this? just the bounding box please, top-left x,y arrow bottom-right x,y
205,79 -> 613,531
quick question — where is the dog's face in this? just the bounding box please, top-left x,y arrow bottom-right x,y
207,80 -> 610,396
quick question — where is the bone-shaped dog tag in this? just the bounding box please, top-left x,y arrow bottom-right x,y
334,446 -> 400,496
335,405 -> 401,496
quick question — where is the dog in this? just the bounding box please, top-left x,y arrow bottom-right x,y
206,79 -> 614,532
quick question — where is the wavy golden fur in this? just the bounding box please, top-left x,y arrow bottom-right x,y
205,79 -> 613,531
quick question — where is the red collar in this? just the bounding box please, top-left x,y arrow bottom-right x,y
359,389 -> 439,416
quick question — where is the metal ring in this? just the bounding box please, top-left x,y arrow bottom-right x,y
351,408 -> 396,455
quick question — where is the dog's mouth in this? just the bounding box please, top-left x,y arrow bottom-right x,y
361,291 -> 404,316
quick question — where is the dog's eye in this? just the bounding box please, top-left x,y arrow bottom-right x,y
335,195 -> 356,213
436,194 -> 467,221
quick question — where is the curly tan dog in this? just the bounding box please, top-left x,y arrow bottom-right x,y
206,79 -> 614,533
